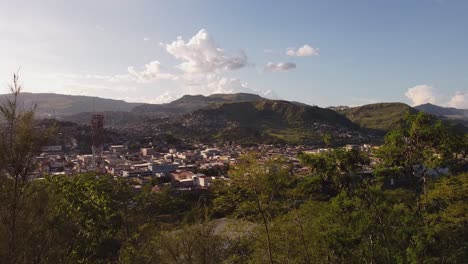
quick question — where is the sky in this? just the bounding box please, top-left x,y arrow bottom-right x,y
0,0 -> 467,108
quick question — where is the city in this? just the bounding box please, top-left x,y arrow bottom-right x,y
1,1 -> 467,263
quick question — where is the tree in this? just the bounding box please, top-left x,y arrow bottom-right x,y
256,200 -> 329,264
322,132 -> 333,148
298,148 -> 370,197
319,182 -> 420,263
46,174 -> 123,263
0,73 -> 53,264
376,112 -> 466,197
213,153 -> 295,264
410,173 -> 468,263
119,205 -> 226,264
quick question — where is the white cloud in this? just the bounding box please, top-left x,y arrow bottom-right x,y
58,61 -> 179,84
447,91 -> 467,109
405,85 -> 467,109
143,37 -> 150,41
265,62 -> 296,72
261,89 -> 280,99
174,74 -> 277,100
208,77 -> 251,94
181,74 -> 250,95
163,29 -> 248,74
47,29 -> 280,103
405,85 -> 437,106
122,92 -> 176,104
286,44 -> 319,57
127,61 -> 179,82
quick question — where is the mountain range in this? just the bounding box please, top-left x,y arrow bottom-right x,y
0,92 -> 141,117
1,92 -> 466,144
155,99 -> 370,145
414,103 -> 468,118
131,93 -> 264,117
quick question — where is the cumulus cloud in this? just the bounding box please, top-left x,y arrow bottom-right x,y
181,74 -> 250,95
177,74 -> 278,100
122,92 -> 176,104
265,62 -> 296,72
405,85 -> 437,106
286,44 -> 319,57
405,85 -> 467,109
57,29 -> 281,103
208,77 -> 251,94
59,61 -> 178,84
261,89 -> 280,99
127,61 -> 178,82
447,92 -> 467,108
163,29 -> 248,74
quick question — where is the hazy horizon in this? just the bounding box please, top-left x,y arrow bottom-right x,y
1,90 -> 467,109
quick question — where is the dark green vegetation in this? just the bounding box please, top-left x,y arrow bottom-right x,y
3,91 -> 468,145
415,103 -> 468,127
0,77 -> 467,263
335,102 -> 418,131
157,100 -> 372,145
64,93 -> 266,128
64,111 -> 146,127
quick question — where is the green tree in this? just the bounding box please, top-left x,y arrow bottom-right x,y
320,182 -> 420,263
213,153 -> 295,264
410,173 -> 468,263
119,205 -> 226,264
46,174 -> 123,263
377,112 -> 466,196
257,200 -> 329,264
322,132 -> 333,148
298,148 -> 370,197
0,73 -> 53,264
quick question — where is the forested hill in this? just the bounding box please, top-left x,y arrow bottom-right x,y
333,102 -> 418,131
415,103 -> 468,117
0,92 -> 265,118
4,92 -> 467,144
155,100 -> 373,145
130,93 -> 264,117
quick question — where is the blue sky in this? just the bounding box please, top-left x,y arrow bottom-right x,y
0,0 -> 467,107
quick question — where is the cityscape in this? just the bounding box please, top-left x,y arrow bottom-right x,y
0,1 -> 467,264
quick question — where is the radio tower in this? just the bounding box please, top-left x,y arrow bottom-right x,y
91,113 -> 104,171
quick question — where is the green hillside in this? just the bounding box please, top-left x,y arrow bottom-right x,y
158,100 -> 371,145
336,102 -> 417,131
131,93 -> 263,116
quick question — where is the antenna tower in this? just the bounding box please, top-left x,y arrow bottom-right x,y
91,113 -> 104,171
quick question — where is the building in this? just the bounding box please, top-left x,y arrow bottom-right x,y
149,163 -> 179,174
121,170 -> 154,178
141,147 -> 155,157
41,145 -> 63,153
193,174 -> 212,188
110,145 -> 126,154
